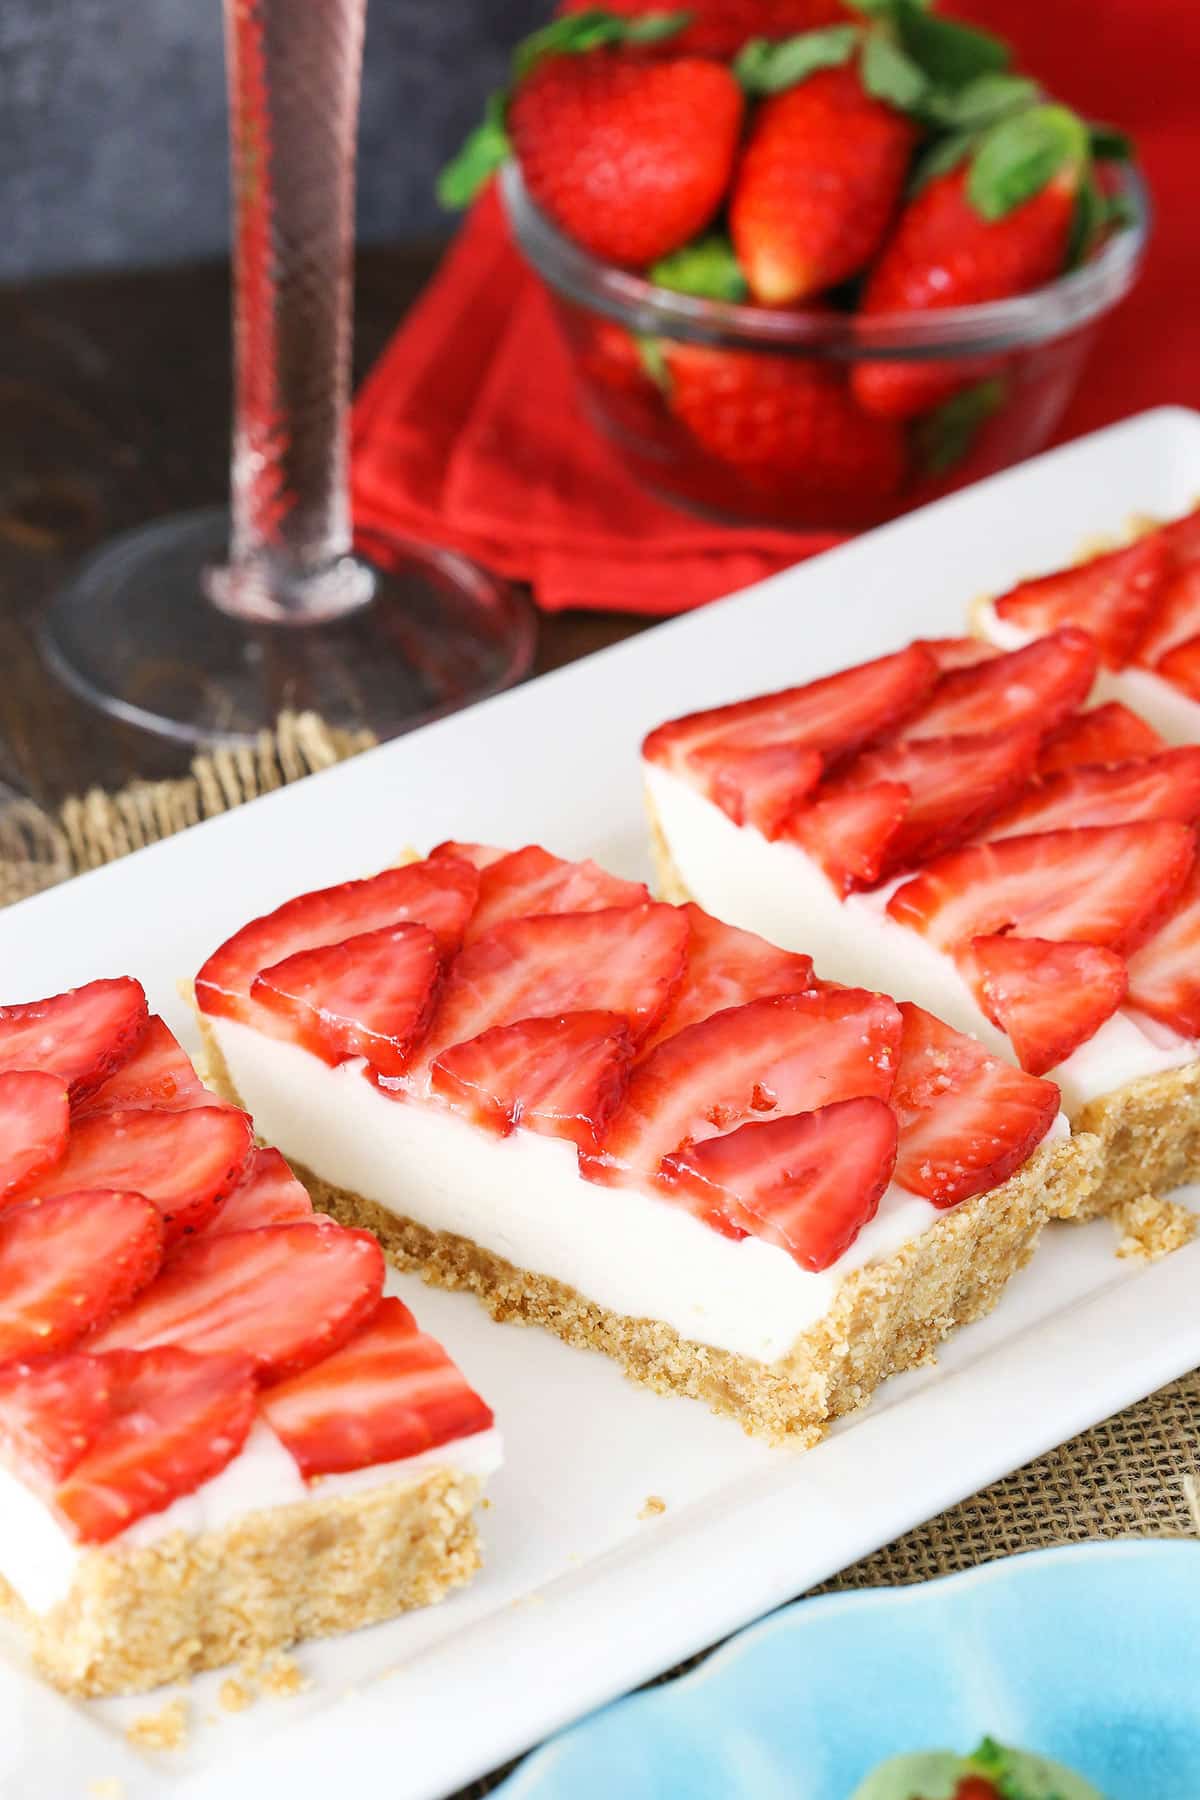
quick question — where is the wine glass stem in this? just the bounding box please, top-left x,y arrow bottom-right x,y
212,0 -> 374,626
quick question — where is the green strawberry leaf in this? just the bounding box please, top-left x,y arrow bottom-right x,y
733,25 -> 860,94
890,0 -> 1011,90
861,25 -> 930,113
925,71 -> 1039,132
1089,120 -> 1134,161
437,91 -> 511,209
913,377 -> 1006,476
638,336 -> 671,392
649,235 -> 750,301
909,126 -> 978,193
1066,171 -> 1105,268
512,8 -> 692,80
967,103 -> 1089,221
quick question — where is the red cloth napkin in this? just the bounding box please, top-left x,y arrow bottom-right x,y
351,0 -> 1200,617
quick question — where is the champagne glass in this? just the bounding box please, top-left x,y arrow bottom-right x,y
40,0 -> 535,747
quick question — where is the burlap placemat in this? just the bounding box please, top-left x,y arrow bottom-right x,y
2,713 -> 1196,1795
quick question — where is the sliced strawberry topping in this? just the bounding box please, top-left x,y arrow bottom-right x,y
594,988 -> 903,1183
34,1105 -> 254,1243
661,1097 -> 898,1272
55,1347 -> 258,1544
1156,504 -> 1200,569
891,1003 -> 1059,1206
196,861 -> 479,1029
888,822 -> 1195,960
1037,701 -> 1166,775
0,1071 -> 68,1200
1134,560 -> 1200,668
902,630 -> 1098,741
199,1147 -> 313,1237
915,638 -> 1001,673
0,1354 -> 113,1486
1126,860 -> 1200,1036
1156,634 -> 1200,702
968,935 -> 1128,1076
647,905 -> 813,1046
984,749 -> 1200,842
0,1190 -> 163,1362
89,1220 -> 385,1382
252,922 -> 441,1078
431,1011 -> 633,1150
826,728 -> 1040,873
0,978 -> 148,1102
262,1297 -> 493,1480
786,782 -> 910,894
684,741 -> 823,836
464,845 -> 649,942
75,1015 -> 209,1117
992,536 -> 1169,669
428,840 -> 509,871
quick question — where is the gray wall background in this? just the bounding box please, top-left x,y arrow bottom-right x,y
0,0 -> 548,281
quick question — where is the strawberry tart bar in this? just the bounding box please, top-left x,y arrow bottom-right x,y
643,630 -> 1200,1214
0,979 -> 497,1696
195,846 -> 1092,1444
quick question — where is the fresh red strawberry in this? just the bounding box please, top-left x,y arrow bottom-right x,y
991,535 -> 1169,669
1156,634 -> 1200,701
647,905 -> 814,1045
0,1354 -> 113,1486
75,1016 -> 209,1117
967,935 -> 1128,1075
887,821 -> 1195,960
902,631 -> 1097,742
262,1296 -> 493,1479
196,860 -> 479,1029
251,922 -> 441,1078
0,1190 -> 163,1362
89,1220 -> 385,1383
1156,504 -> 1200,569
0,978 -> 148,1103
432,1011 -> 634,1149
915,638 -> 1002,673
34,1105 -> 255,1243
983,750 -> 1200,841
200,1148 -> 313,1238
55,1347 -> 258,1544
465,846 -> 649,942
890,1002 -> 1059,1205
731,65 -> 917,304
555,0 -> 850,59
684,742 -> 824,836
661,1096 -> 897,1270
1125,860 -> 1200,1036
593,987 -> 902,1183
428,840 -> 509,871
1037,702 -> 1166,775
1135,560 -> 1200,668
0,1071 -> 68,1200
787,781 -> 910,894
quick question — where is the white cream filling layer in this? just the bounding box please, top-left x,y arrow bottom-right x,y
0,1419 -> 503,1617
645,761 -> 1197,1116
209,1018 -> 947,1370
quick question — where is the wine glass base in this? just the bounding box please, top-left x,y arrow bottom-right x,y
40,508 -> 537,748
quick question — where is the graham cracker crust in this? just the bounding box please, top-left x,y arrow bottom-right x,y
0,1466 -> 482,1698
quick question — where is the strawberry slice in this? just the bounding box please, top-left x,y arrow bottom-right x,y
660,1097 -> 898,1271
428,840 -> 509,871
252,922 -> 441,1077
1126,860 -> 1200,1036
1134,560 -> 1200,668
594,988 -> 903,1183
902,630 -> 1098,741
967,936 -> 1128,1076
647,905 -> 813,1046
1037,702 -> 1166,776
992,536 -> 1169,669
55,1347 -> 258,1544
890,1003 -> 1060,1206
89,1220 -> 385,1382
34,1105 -> 255,1243
431,1011 -> 633,1149
984,749 -> 1200,842
786,782 -> 910,894
262,1296 -> 493,1479
887,822 -> 1195,960
0,1354 -> 114,1486
0,1071 -> 68,1200
75,1015 -> 209,1117
684,741 -> 824,836
464,846 -> 649,942
825,728 -> 1040,873
1156,634 -> 1200,702
199,1147 -> 313,1237
1156,504 -> 1200,568
196,860 -> 480,1029
642,645 -> 936,778
0,978 -> 148,1102
915,638 -> 1001,672
0,1190 -> 163,1361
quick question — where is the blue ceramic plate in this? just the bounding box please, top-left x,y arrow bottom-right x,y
496,1542 -> 1200,1799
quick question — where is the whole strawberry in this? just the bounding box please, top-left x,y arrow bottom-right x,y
555,0 -> 851,59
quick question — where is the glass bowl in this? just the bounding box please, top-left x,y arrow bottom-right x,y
501,159 -> 1150,533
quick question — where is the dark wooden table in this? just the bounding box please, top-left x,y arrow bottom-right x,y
0,245 -> 650,807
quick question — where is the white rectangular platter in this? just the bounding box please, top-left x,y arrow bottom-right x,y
3,406 -> 1200,1800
